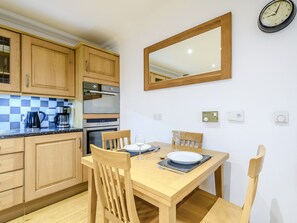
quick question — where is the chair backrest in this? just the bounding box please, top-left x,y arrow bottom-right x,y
91,144 -> 140,223
102,130 -> 131,151
172,130 -> 203,149
240,145 -> 266,223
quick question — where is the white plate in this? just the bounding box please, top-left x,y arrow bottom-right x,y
124,144 -> 151,152
167,151 -> 203,165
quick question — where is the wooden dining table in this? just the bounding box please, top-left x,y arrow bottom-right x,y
81,142 -> 229,223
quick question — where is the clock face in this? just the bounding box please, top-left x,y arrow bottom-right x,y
261,0 -> 293,26
258,0 -> 296,32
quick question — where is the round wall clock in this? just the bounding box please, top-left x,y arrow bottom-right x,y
258,0 -> 296,32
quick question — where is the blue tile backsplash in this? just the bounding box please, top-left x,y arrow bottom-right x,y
0,94 -> 69,130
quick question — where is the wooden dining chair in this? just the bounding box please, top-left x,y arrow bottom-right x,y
176,145 -> 266,223
102,129 -> 131,151
90,144 -> 158,223
172,130 -> 203,149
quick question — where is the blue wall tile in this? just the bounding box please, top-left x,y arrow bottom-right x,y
10,107 -> 21,114
21,100 -> 31,107
10,95 -> 20,99
57,101 -> 64,107
0,114 -> 9,122
10,122 -> 20,129
0,98 -> 9,106
31,107 -> 40,111
40,101 -> 48,107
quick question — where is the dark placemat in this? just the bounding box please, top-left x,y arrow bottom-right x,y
122,145 -> 159,157
157,154 -> 211,173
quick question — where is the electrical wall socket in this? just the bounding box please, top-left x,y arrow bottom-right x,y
202,111 -> 219,122
274,112 -> 289,123
153,113 -> 162,120
227,111 -> 244,122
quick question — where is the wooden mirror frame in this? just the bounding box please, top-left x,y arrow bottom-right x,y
144,12 -> 232,91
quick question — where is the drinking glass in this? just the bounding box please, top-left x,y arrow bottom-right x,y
172,131 -> 180,151
135,135 -> 145,160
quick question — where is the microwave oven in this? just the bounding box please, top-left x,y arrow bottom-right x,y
83,81 -> 120,114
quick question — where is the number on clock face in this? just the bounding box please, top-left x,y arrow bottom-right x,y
261,1 -> 293,27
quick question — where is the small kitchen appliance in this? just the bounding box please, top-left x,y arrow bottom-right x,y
54,106 -> 71,128
25,111 -> 46,128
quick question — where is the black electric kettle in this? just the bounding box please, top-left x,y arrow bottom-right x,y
25,111 -> 46,128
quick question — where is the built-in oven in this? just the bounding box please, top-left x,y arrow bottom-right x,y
83,81 -> 120,114
83,118 -> 120,156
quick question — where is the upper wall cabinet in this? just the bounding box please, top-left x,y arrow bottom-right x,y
0,28 -> 20,93
77,44 -> 119,84
22,35 -> 75,98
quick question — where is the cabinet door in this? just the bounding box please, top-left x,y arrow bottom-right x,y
83,46 -> 119,83
0,28 -> 20,92
22,35 -> 75,97
25,132 -> 83,202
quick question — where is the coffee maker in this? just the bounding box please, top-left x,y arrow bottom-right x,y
54,106 -> 71,128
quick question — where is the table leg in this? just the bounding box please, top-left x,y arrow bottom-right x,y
159,203 -> 176,223
214,165 -> 224,198
88,168 -> 97,223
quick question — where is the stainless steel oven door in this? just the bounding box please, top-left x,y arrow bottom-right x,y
83,125 -> 119,156
83,84 -> 120,114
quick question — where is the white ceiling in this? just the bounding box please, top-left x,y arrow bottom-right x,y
0,0 -> 192,49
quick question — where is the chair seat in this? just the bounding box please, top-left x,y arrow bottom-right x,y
177,189 -> 242,223
201,197 -> 242,223
177,189 -> 218,223
135,196 -> 159,223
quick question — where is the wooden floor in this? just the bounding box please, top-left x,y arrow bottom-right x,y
8,191 -> 102,223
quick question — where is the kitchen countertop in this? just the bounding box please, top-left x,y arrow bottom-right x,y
0,127 -> 83,139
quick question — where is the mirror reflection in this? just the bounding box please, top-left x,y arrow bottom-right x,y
149,27 -> 221,83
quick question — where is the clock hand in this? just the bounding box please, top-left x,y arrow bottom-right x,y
266,13 -> 276,18
275,3 -> 281,14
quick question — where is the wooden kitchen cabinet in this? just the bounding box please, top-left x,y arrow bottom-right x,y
0,138 -> 24,211
149,72 -> 171,83
77,44 -> 119,84
25,132 -> 83,202
0,27 -> 20,93
22,35 -> 75,98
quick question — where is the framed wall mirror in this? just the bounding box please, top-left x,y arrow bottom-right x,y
144,12 -> 232,91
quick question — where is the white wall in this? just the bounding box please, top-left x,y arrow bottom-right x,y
118,0 -> 297,222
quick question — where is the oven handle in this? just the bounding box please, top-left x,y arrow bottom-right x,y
84,126 -> 120,131
87,90 -> 118,96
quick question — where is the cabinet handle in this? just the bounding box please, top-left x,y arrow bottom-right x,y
85,60 -> 89,72
26,74 -> 29,88
79,138 -> 82,149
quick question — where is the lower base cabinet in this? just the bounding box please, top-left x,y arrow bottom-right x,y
0,187 -> 23,211
25,132 -> 83,202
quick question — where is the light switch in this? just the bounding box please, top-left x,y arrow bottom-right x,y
274,112 -> 289,123
202,111 -> 219,122
227,111 -> 244,122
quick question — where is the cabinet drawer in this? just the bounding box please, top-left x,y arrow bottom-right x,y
0,138 -> 24,155
0,170 -> 23,192
0,153 -> 23,174
0,187 -> 23,211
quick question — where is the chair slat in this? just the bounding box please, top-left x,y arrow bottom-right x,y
107,166 -> 122,220
102,130 -> 131,151
98,163 -> 112,212
115,169 -> 129,223
172,130 -> 203,149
